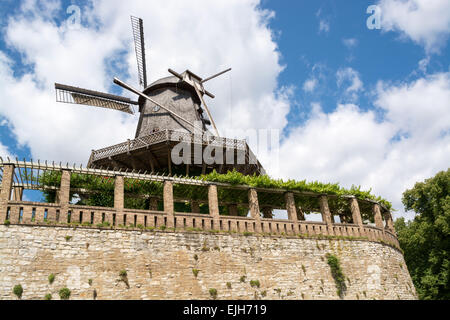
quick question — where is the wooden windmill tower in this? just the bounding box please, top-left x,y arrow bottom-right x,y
54,16 -> 265,176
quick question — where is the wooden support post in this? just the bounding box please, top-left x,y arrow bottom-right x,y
163,181 -> 174,228
228,204 -> 238,216
208,184 -> 220,230
262,207 -> 273,218
285,192 -> 299,234
373,204 -> 384,229
0,164 -> 14,222
191,201 -> 200,213
248,188 -> 262,233
297,207 -> 306,221
149,197 -> 159,211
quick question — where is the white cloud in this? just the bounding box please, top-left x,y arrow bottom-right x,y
276,72 -> 450,220
378,0 -> 450,53
0,0 -> 288,165
319,19 -> 330,34
303,78 -> 317,93
342,38 -> 358,48
336,67 -> 364,101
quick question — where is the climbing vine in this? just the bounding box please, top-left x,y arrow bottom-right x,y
38,169 -> 392,216
326,253 -> 347,298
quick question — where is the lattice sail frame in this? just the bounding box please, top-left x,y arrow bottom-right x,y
55,83 -> 137,115
131,16 -> 148,88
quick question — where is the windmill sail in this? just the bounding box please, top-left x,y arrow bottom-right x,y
131,16 -> 148,88
55,83 -> 138,115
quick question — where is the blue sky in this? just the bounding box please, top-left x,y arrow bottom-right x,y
0,0 -> 449,219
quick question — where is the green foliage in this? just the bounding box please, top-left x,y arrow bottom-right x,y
65,236 -> 72,241
39,169 -> 392,214
44,294 -> 52,300
240,275 -> 246,283
243,232 -> 253,237
119,270 -> 127,277
13,284 -> 23,299
192,269 -> 199,278
326,254 -> 347,299
209,288 -> 218,300
395,168 -> 450,300
4,220 -> 10,226
250,280 -> 260,288
88,279 -> 93,286
58,287 -> 71,300
48,274 -> 55,285
226,282 -> 232,289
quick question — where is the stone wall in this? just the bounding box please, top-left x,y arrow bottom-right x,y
0,225 -> 417,300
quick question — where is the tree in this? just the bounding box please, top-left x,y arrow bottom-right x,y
395,168 -> 450,300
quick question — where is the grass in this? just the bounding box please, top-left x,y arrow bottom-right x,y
209,288 -> 218,300
13,285 -> 23,299
192,269 -> 200,278
59,288 -> 71,300
48,274 -> 55,285
250,280 -> 260,288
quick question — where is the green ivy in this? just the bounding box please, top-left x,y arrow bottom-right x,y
326,254 -> 347,298
38,169 -> 392,214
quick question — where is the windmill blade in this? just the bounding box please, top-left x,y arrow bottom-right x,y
131,16 -> 148,88
201,68 -> 232,83
55,83 -> 138,115
192,81 -> 220,137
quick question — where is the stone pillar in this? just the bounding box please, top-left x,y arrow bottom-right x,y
12,187 -> 24,201
149,197 -> 159,211
191,200 -> 200,213
384,211 -> 395,234
349,197 -> 363,227
248,188 -> 262,233
0,164 -> 14,222
163,181 -> 174,228
59,170 -> 71,222
114,175 -> 124,221
373,204 -> 384,229
208,185 -> 220,230
262,207 -> 273,219
228,204 -> 238,216
319,195 -> 334,225
285,192 -> 299,234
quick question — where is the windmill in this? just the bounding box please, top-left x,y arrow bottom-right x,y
54,16 -> 265,176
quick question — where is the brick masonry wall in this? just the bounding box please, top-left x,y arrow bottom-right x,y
0,225 -> 417,300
